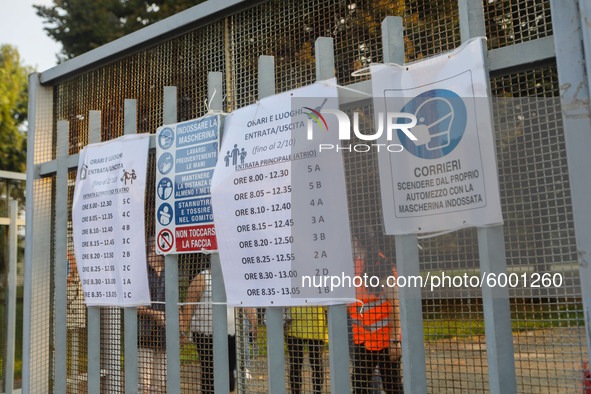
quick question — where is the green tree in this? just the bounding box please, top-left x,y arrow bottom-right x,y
35,0 -> 207,61
0,44 -> 30,174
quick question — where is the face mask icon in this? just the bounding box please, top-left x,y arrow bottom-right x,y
160,134 -> 171,147
158,127 -> 174,150
410,97 -> 454,151
398,89 -> 466,160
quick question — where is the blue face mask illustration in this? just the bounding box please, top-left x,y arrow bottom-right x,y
411,97 -> 454,151
398,89 -> 467,160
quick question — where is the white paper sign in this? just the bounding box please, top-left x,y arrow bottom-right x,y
372,38 -> 503,234
72,134 -> 151,306
155,115 -> 220,254
211,80 -> 354,307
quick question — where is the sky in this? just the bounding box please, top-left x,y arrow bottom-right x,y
1,0 -> 62,72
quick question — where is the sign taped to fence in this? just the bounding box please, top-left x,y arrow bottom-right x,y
372,37 -> 503,235
155,115 -> 220,254
211,79 -> 355,307
72,134 -> 151,306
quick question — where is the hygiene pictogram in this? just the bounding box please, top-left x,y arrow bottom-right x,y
399,89 -> 467,160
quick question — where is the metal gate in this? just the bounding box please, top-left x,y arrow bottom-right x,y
24,0 -> 591,392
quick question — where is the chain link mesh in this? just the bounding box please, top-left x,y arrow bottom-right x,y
485,0 -> 553,50
490,65 -> 586,392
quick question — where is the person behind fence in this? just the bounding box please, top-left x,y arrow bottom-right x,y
348,224 -> 403,393
136,236 -> 167,392
180,267 -> 257,393
284,305 -> 328,393
66,250 -> 86,379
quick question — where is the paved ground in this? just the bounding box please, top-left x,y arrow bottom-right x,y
178,327 -> 588,393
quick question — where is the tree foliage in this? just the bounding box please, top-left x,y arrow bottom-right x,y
35,0 -> 207,61
0,44 -> 30,174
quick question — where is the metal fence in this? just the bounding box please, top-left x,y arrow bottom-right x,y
1,173 -> 26,393
24,0 -> 591,392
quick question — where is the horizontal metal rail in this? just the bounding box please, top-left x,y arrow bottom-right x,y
0,170 -> 27,181
39,0 -> 263,84
38,0 -> 555,86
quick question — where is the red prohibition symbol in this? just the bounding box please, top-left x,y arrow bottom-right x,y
157,228 -> 174,252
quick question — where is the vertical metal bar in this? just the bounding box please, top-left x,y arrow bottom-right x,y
551,0 -> 591,364
578,0 -> 591,367
124,99 -> 138,136
5,200 -> 18,393
578,0 -> 591,97
163,86 -> 181,394
123,99 -> 139,393
326,306 -> 349,392
258,56 -> 275,100
314,36 -> 352,394
208,72 -> 231,393
124,307 -> 138,393
211,254 -> 230,393
381,16 -> 428,394
395,235 -> 428,393
165,254 -> 180,394
264,308 -> 285,394
258,55 -> 287,394
22,75 -> 38,394
24,73 -> 53,393
163,86 -> 178,125
478,227 -> 517,393
458,0 -> 486,43
459,2 -> 517,392
208,72 -> 224,112
54,120 -> 69,393
315,37 -> 335,81
382,16 -> 405,64
88,110 -> 102,394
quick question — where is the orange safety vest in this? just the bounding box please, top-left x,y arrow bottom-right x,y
348,253 -> 396,351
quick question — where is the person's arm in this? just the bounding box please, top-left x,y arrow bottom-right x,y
179,273 -> 206,345
244,308 -> 258,339
67,251 -> 78,285
137,306 -> 166,327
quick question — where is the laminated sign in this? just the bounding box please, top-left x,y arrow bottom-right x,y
211,80 -> 354,307
155,115 -> 220,254
72,134 -> 151,306
372,38 -> 503,234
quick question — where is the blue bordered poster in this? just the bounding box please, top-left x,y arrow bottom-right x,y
372,38 -> 503,234
155,115 -> 220,254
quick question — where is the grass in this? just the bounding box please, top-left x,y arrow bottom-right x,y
180,343 -> 201,364
423,319 -> 486,340
422,302 -> 585,340
180,325 -> 270,363
0,284 -> 24,382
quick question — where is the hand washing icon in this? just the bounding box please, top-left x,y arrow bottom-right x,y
158,152 -> 173,175
398,89 -> 467,160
